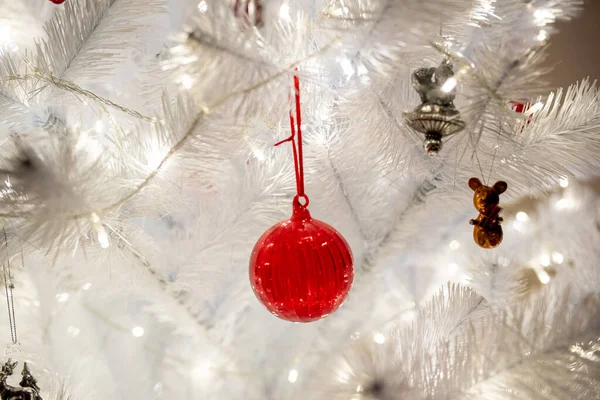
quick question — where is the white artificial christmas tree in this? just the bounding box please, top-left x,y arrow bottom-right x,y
0,0 -> 598,398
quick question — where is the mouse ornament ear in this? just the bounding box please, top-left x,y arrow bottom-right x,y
493,181 -> 508,194
469,178 -> 482,191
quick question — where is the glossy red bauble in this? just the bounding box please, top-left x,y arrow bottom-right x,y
49,0 -> 65,3
249,200 -> 354,322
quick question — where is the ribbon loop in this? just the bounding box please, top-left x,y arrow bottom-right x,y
275,71 -> 308,202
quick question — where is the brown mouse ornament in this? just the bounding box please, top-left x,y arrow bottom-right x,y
468,178 -> 508,249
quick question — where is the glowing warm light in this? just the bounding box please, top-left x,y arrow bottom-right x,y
552,251 -> 564,264
536,29 -> 548,42
192,361 -> 212,379
181,74 -> 194,89
536,268 -> 551,285
197,0 -> 208,13
287,369 -> 298,383
33,301 -> 40,308
374,333 -> 385,344
0,26 -> 12,44
67,326 -> 81,338
516,211 -> 529,222
251,146 -> 265,161
90,212 -> 100,224
356,62 -> 368,78
441,77 -> 457,93
449,240 -> 460,250
448,263 -> 458,275
356,385 -> 363,393
331,5 -> 349,17
513,220 -> 525,232
401,309 -> 417,323
279,2 -> 290,21
350,332 -> 360,340
533,8 -> 556,26
540,253 -> 551,267
95,120 -> 104,133
97,228 -> 110,249
555,198 -> 576,210
82,283 -> 92,290
461,274 -> 472,285
56,292 -> 70,303
337,370 -> 349,383
146,141 -> 167,170
131,326 -> 145,337
91,213 -> 110,249
559,177 -> 569,188
525,101 -> 544,115
340,58 -> 355,80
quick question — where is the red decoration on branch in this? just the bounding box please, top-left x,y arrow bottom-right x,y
249,74 -> 354,323
509,100 -> 533,133
509,100 -> 530,114
49,0 -> 66,4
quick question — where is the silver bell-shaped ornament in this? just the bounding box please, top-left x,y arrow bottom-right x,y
404,60 -> 465,155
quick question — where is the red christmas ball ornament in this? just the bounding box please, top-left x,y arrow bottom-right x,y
249,196 -> 354,322
49,0 -> 65,3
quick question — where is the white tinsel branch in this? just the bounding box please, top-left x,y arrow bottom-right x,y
315,284 -> 600,399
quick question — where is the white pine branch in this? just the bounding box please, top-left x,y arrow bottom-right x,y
473,80 -> 600,195
316,284 -> 600,399
444,291 -> 600,399
35,0 -> 165,80
322,0 -> 475,76
168,0 -> 332,119
444,0 -> 582,149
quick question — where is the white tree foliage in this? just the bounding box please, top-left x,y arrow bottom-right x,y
0,0 -> 597,399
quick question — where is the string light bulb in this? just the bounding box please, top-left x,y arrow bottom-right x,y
552,251 -> 564,264
448,263 -> 458,275
533,8 -> 556,26
192,361 -> 212,379
67,326 -> 81,338
279,2 -> 291,21
95,120 -> 104,133
0,26 -> 12,45
540,253 -> 551,267
536,29 -> 548,42
180,74 -> 194,89
525,101 -> 544,115
90,213 -> 110,249
287,369 -> 298,383
131,326 -> 145,337
535,268 -> 551,285
56,292 -> 70,303
516,211 -> 529,222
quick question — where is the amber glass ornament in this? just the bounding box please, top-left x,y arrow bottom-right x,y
249,196 -> 354,322
468,178 -> 507,249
